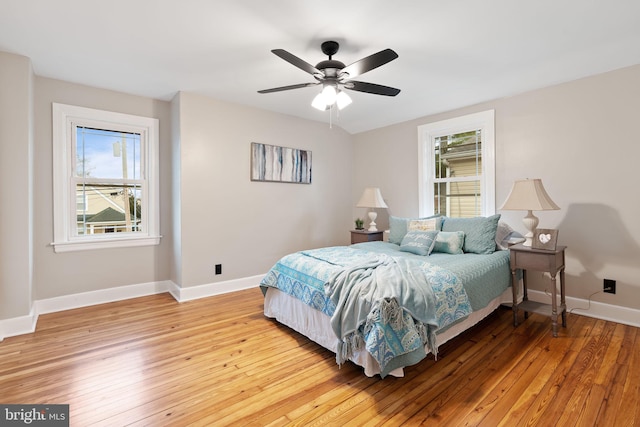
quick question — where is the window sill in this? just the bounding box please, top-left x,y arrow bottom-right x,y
52,235 -> 162,253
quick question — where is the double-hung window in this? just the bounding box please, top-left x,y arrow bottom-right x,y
418,110 -> 495,218
52,103 -> 160,252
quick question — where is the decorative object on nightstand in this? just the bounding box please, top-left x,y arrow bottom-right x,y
499,178 -> 559,247
350,229 -> 383,244
355,218 -> 364,230
532,228 -> 558,250
510,244 -> 567,337
356,187 -> 388,232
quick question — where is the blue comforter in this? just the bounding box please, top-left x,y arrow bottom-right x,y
261,245 -> 478,377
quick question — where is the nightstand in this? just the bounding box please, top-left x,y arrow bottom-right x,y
509,244 -> 567,337
350,230 -> 383,244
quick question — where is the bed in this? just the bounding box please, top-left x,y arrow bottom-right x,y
260,215 -> 523,378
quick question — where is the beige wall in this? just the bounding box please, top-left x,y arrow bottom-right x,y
354,64 -> 640,310
173,92 -> 353,287
0,52 -> 33,320
32,77 -> 174,299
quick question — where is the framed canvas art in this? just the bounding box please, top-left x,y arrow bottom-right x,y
532,228 -> 558,251
251,142 -> 312,184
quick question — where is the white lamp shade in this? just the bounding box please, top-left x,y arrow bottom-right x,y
311,93 -> 328,111
336,91 -> 352,110
321,85 -> 337,105
356,187 -> 388,208
500,179 -> 559,211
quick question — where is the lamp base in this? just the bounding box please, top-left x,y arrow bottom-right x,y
522,210 -> 539,247
367,211 -> 378,232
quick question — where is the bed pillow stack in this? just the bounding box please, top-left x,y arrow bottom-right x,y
390,213 -> 503,256
441,214 -> 501,254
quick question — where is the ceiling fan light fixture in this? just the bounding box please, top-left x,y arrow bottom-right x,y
321,84 -> 338,105
311,92 -> 328,111
336,90 -> 352,110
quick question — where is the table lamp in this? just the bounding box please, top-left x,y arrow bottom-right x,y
356,187 -> 388,232
499,179 -> 559,246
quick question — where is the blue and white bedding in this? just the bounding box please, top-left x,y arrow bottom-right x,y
260,241 -> 511,377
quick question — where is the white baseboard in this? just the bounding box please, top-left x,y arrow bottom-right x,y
0,275 -> 264,341
169,275 -> 264,302
36,280 -> 173,315
0,307 -> 38,341
527,289 -> 640,328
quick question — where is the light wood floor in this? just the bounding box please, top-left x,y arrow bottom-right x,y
1,288 -> 639,426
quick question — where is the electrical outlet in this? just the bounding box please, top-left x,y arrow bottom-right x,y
603,279 -> 616,294
215,264 -> 222,275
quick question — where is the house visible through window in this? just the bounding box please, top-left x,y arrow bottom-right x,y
52,103 -> 160,252
75,127 -> 142,235
433,130 -> 482,217
418,110 -> 495,218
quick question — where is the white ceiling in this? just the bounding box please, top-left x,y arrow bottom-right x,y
1,0 -> 640,134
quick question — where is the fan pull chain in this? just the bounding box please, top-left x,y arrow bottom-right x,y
329,105 -> 333,129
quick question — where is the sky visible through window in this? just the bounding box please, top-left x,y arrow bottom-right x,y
76,127 -> 141,180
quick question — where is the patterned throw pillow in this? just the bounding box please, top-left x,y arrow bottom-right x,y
432,231 -> 465,254
408,217 -> 441,232
399,230 -> 439,256
441,214 -> 501,254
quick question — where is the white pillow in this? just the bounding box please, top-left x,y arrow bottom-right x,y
408,217 -> 441,232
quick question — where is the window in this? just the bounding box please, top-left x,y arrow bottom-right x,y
52,103 -> 160,252
418,110 -> 495,218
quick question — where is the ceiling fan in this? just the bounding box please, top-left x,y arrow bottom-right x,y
258,41 -> 400,110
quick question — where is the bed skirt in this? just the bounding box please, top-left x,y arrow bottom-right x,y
263,286 -> 514,377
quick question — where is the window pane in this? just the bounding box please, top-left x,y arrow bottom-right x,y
433,180 -> 481,218
76,127 -> 141,180
76,183 -> 142,235
434,130 -> 481,179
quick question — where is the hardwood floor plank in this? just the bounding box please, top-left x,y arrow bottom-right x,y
545,320 -> 616,424
1,288 -> 638,426
614,329 -> 640,426
494,314 -> 589,427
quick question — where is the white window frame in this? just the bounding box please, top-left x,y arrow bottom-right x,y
52,103 -> 160,252
417,110 -> 495,217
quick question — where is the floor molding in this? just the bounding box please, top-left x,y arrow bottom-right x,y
527,289 -> 640,328
0,276 -> 263,341
169,275 -> 264,302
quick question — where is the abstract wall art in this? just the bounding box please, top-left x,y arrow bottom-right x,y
250,142 -> 312,184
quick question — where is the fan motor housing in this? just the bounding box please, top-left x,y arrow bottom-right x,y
315,59 -> 345,78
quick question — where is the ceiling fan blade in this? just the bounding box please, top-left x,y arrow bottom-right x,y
258,82 -> 319,94
271,49 -> 322,76
345,81 -> 401,96
339,49 -> 398,79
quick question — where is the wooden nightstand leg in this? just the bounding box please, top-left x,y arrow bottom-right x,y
550,273 -> 558,337
511,269 -> 519,326
560,268 -> 567,327
522,270 -> 529,320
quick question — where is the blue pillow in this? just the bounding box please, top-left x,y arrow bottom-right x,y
399,230 -> 439,256
389,214 -> 441,245
441,214 -> 501,254
432,231 -> 465,254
